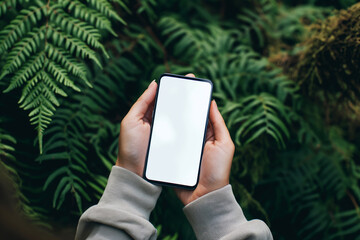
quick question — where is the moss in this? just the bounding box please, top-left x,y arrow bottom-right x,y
291,3 -> 360,103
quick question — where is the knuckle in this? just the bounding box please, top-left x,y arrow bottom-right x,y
227,140 -> 235,152
231,142 -> 235,152
120,118 -> 128,128
220,139 -> 235,152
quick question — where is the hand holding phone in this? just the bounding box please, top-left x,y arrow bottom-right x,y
116,73 -> 235,205
175,97 -> 235,205
116,80 -> 158,176
143,73 -> 213,189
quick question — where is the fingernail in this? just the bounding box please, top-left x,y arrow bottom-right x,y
148,79 -> 155,88
213,99 -> 217,106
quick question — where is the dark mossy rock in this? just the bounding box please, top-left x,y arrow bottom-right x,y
291,3 -> 360,102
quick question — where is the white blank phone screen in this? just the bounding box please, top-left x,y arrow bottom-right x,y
145,75 -> 212,187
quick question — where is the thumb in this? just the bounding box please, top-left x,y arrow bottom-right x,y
129,81 -> 158,118
209,100 -> 231,142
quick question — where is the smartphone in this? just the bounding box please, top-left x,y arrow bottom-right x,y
143,73 -> 213,189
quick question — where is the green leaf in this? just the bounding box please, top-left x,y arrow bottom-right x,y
43,166 -> 69,190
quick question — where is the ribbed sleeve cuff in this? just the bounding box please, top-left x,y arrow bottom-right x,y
183,185 -> 247,240
99,166 -> 162,220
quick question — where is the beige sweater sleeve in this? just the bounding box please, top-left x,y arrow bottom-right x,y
184,185 -> 273,240
75,166 -> 273,240
75,166 -> 162,240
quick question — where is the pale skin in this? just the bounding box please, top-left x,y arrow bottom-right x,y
116,74 -> 235,205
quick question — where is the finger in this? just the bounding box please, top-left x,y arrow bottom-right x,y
129,81 -> 158,118
205,120 -> 215,142
209,100 -> 231,142
186,73 -> 195,78
143,99 -> 155,123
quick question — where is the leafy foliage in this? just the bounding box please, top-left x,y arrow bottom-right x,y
0,0 -> 126,153
158,17 -> 297,149
0,122 -> 16,161
259,128 -> 360,240
1,0 -> 360,240
0,119 -> 48,228
238,1 -> 332,49
288,3 -> 360,103
37,41 -> 142,212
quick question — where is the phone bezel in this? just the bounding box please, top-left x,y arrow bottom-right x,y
143,73 -> 213,189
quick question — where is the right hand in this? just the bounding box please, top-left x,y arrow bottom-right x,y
176,74 -> 235,205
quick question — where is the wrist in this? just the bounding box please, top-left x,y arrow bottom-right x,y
183,192 -> 202,206
183,181 -> 229,205
115,158 -> 143,177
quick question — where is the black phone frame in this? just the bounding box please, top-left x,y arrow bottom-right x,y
143,73 -> 213,190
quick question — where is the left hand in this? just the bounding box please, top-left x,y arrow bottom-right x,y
116,80 -> 157,176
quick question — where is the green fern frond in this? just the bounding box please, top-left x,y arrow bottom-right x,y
0,125 -> 16,160
161,20 -> 297,148
46,60 -> 80,92
48,24 -> 102,68
0,0 -> 126,152
0,27 -> 45,77
18,71 -> 43,104
112,0 -> 130,14
50,5 -> 108,57
235,93 -> 290,147
263,146 -> 357,240
158,16 -> 202,60
85,0 -> 126,24
63,0 -> 117,36
37,44 -> 139,211
41,69 -> 68,97
0,5 -> 45,54
237,1 -> 331,48
45,43 -> 88,83
330,209 -> 360,240
137,0 -> 157,21
0,0 -> 24,17
4,51 -> 46,92
37,104 -> 90,211
17,71 -> 64,153
0,127 -> 50,226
